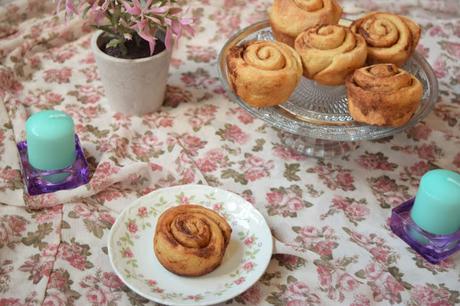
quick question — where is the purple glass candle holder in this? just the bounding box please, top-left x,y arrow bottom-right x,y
390,198 -> 460,264
17,135 -> 90,196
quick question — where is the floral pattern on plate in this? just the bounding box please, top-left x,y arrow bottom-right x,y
108,184 -> 273,306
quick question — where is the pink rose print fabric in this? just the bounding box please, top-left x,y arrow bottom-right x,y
0,0 -> 459,305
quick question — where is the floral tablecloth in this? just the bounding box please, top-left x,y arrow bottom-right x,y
0,0 -> 460,305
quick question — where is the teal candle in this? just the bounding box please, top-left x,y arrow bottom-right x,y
26,110 -> 76,182
411,169 -> 460,235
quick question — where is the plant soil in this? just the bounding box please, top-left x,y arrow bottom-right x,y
99,34 -> 166,59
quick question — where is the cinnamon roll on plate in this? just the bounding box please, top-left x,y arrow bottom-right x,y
351,12 -> 421,66
268,0 -> 342,47
345,64 -> 423,127
295,24 -> 367,85
154,204 -> 232,277
226,40 -> 302,107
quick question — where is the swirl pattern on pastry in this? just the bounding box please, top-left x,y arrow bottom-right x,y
345,64 -> 423,127
268,0 -> 342,46
351,12 -> 421,66
226,40 -> 302,107
294,25 -> 367,85
154,204 -> 232,276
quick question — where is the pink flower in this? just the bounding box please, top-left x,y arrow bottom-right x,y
196,158 -> 217,173
409,161 -> 431,177
245,168 -> 267,182
433,56 -> 447,79
99,212 -> 115,225
234,277 -> 245,285
73,204 -> 93,218
370,247 -> 391,263
286,197 -> 304,211
0,168 -> 21,181
317,265 -> 332,287
350,294 -> 370,306
287,300 -> 309,306
298,226 -> 318,238
288,281 -> 310,296
407,124 -> 432,140
312,241 -> 335,257
212,203 -> 222,211
181,134 -> 205,155
127,220 -> 138,234
346,204 -> 369,220
122,248 -> 133,258
147,279 -> 157,286
243,236 -> 254,246
0,67 -> 23,95
383,276 -> 404,303
453,153 -> 460,168
417,144 -> 439,161
247,155 -> 264,167
233,107 -> 254,124
43,291 -> 66,306
239,285 -> 261,304
338,273 -> 358,291
137,207 -> 148,218
0,299 -> 21,306
273,145 -> 306,161
45,92 -> 63,104
428,25 -> 445,37
47,270 -> 68,289
411,285 -> 451,306
277,254 -> 301,266
242,261 -> 254,271
444,41 -> 460,58
43,67 -> 72,84
102,272 -> 124,289
364,262 -> 384,281
86,288 -> 108,305
223,124 -> 249,144
266,191 -> 283,207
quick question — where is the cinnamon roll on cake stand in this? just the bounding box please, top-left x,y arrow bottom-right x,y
218,20 -> 438,158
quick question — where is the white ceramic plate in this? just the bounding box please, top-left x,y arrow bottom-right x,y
108,184 -> 273,306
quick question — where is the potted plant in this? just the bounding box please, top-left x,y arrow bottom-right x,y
58,0 -> 193,115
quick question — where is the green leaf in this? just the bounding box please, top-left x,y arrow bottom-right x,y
286,275 -> 297,283
252,139 -> 265,152
106,38 -> 122,49
283,163 -> 300,182
221,169 -> 247,185
61,220 -> 71,229
21,223 -> 53,250
355,269 -> 366,279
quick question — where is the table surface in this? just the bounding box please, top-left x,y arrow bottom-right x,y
0,0 -> 459,305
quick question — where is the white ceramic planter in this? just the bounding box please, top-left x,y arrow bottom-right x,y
91,31 -> 172,116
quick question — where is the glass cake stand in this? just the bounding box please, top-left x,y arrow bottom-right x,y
217,20 -> 439,158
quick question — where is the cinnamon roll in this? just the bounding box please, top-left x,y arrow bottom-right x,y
154,205 -> 232,276
226,40 -> 302,107
268,0 -> 342,47
351,12 -> 421,66
295,25 -> 367,85
345,64 -> 423,127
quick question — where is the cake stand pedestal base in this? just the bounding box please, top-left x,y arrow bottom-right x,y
279,132 -> 359,158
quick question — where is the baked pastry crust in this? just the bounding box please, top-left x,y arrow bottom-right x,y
294,25 -> 367,85
345,64 -> 423,127
226,40 -> 302,107
351,12 -> 421,66
154,204 -> 232,277
269,0 -> 342,47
